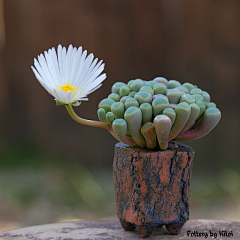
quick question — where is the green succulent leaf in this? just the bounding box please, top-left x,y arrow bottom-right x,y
207,102 -> 216,108
140,103 -> 153,124
167,89 -> 182,104
106,112 -> 115,126
128,91 -> 137,97
130,79 -> 145,92
152,97 -> 169,116
119,86 -> 130,97
112,119 -> 136,146
124,106 -> 146,148
192,94 -> 204,102
176,107 -> 221,140
180,94 -> 195,104
141,122 -> 157,149
196,100 -> 206,119
153,94 -> 168,101
127,80 -> 135,88
140,86 -> 154,95
190,88 -> 203,96
111,82 -> 127,94
169,102 -> 191,141
97,108 -> 107,123
162,107 -> 176,126
120,96 -> 130,104
108,93 -> 120,102
145,80 -> 158,88
153,77 -> 168,87
98,98 -> 115,112
176,86 -> 189,94
134,91 -> 153,104
180,103 -> 200,134
111,102 -> 125,119
154,115 -> 172,149
169,103 -> 177,109
202,91 -> 210,103
182,82 -> 195,91
124,97 -> 139,109
153,83 -> 167,95
168,80 -> 181,89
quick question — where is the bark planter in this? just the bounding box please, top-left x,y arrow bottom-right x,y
113,142 -> 195,238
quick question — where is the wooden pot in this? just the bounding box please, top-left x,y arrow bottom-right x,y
113,142 -> 194,237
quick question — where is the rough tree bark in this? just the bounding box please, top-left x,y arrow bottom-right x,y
113,142 -> 194,237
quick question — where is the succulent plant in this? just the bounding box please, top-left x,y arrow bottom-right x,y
98,77 -> 221,150
31,45 -> 221,150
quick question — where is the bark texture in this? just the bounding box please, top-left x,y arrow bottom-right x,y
113,142 -> 194,237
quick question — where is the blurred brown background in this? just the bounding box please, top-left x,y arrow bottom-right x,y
0,0 -> 240,232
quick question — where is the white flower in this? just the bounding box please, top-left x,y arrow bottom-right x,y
31,44 -> 107,106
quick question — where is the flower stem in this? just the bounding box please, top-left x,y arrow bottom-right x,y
65,105 -> 111,130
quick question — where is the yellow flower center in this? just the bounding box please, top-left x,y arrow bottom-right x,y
60,83 -> 78,93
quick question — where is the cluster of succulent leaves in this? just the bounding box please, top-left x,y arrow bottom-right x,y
97,77 -> 221,150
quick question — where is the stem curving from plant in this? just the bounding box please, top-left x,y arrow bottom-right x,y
65,105 -> 111,130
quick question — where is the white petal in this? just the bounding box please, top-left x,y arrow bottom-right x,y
61,47 -> 67,82
50,48 -> 61,84
31,65 -> 43,82
66,44 -> 73,82
72,50 -> 87,85
85,74 -> 106,94
69,47 -> 77,82
59,89 -> 68,103
83,62 -> 105,88
53,88 -> 63,102
80,53 -> 94,81
71,47 -> 83,85
34,58 -> 53,88
82,66 -> 105,90
57,44 -> 65,84
79,63 -> 104,91
83,58 -> 99,80
66,90 -> 73,103
44,50 -> 58,86
31,66 -> 53,95
38,53 -> 56,87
